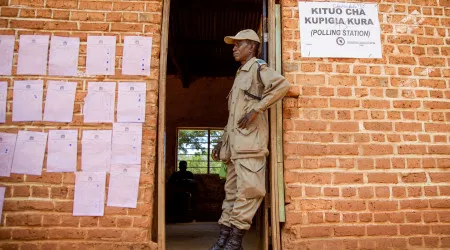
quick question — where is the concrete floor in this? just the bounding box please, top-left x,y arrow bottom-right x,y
166,222 -> 259,250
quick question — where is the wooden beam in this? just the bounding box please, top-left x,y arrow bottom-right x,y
275,3 -> 286,224
157,0 -> 170,248
268,0 -> 281,249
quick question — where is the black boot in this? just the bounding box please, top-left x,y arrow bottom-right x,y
223,225 -> 246,250
209,224 -> 232,250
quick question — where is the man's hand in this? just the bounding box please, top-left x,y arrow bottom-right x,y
237,110 -> 258,129
212,141 -> 222,161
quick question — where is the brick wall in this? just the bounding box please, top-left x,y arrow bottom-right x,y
281,0 -> 450,248
0,0 -> 162,249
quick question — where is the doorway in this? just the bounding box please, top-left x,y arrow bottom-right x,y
161,0 -> 265,249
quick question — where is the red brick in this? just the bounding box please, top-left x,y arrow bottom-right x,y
439,211 -> 450,222
422,212 -> 438,224
424,186 -> 438,196
401,173 -> 427,183
330,99 -> 359,108
334,226 -> 365,236
408,186 -> 422,197
424,236 -> 439,247
362,145 -> 394,155
389,56 -> 417,65
1,7 -> 19,17
368,173 -> 398,183
324,187 -> 339,196
341,187 -> 356,197
296,75 -> 325,85
307,212 -> 323,224
430,199 -> 450,208
12,186 -> 30,197
305,187 -> 321,197
113,2 -> 145,11
398,145 -> 427,154
375,187 -> 390,198
400,225 -> 430,235
330,122 -> 359,132
324,212 -> 340,223
79,1 -> 112,10
6,214 -> 41,226
333,173 -> 363,184
364,122 -> 392,131
79,23 -> 109,31
10,20 -> 46,29
293,121 -> 326,131
335,201 -> 366,211
369,201 -> 398,211
111,23 -> 143,32
285,172 -> 331,184
26,173 -> 62,184
86,229 -> 122,240
11,229 -> 47,240
327,145 -> 358,155
440,186 -> 450,196
300,200 -> 332,211
31,186 -> 49,198
48,229 -> 85,239
429,173 -> 450,182
299,226 -> 332,238
357,213 -> 371,224
401,199 -> 429,209
367,225 -> 398,236
342,213 -> 357,223
46,0 -> 77,8
406,212 -> 422,223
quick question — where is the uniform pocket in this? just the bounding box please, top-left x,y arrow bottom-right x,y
234,126 -> 260,153
237,158 -> 266,199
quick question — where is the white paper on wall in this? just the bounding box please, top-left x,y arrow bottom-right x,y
0,133 -> 17,177
112,123 -> 142,165
83,82 -> 115,123
117,82 -> 146,123
0,82 -> 7,123
0,35 -> 15,76
43,81 -> 77,122
12,80 -> 43,122
86,36 -> 116,76
17,35 -> 49,75
122,36 -> 152,76
298,2 -> 382,58
47,130 -> 78,173
48,36 -> 80,76
82,130 -> 112,172
11,131 -> 47,176
0,187 -> 5,223
107,164 -> 140,208
73,171 -> 106,216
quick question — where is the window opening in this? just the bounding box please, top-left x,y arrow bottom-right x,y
177,128 -> 225,174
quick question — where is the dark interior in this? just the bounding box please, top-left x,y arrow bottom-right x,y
167,0 -> 263,87
165,0 -> 263,224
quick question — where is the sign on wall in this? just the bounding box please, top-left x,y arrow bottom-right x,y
298,2 -> 382,58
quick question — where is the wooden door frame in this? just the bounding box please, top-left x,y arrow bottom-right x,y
156,0 -> 280,249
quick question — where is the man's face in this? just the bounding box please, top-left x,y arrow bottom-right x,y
232,40 -> 252,62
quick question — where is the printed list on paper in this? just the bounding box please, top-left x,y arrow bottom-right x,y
47,130 -> 78,173
11,131 -> 47,176
73,171 -> 106,216
0,133 -> 17,177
